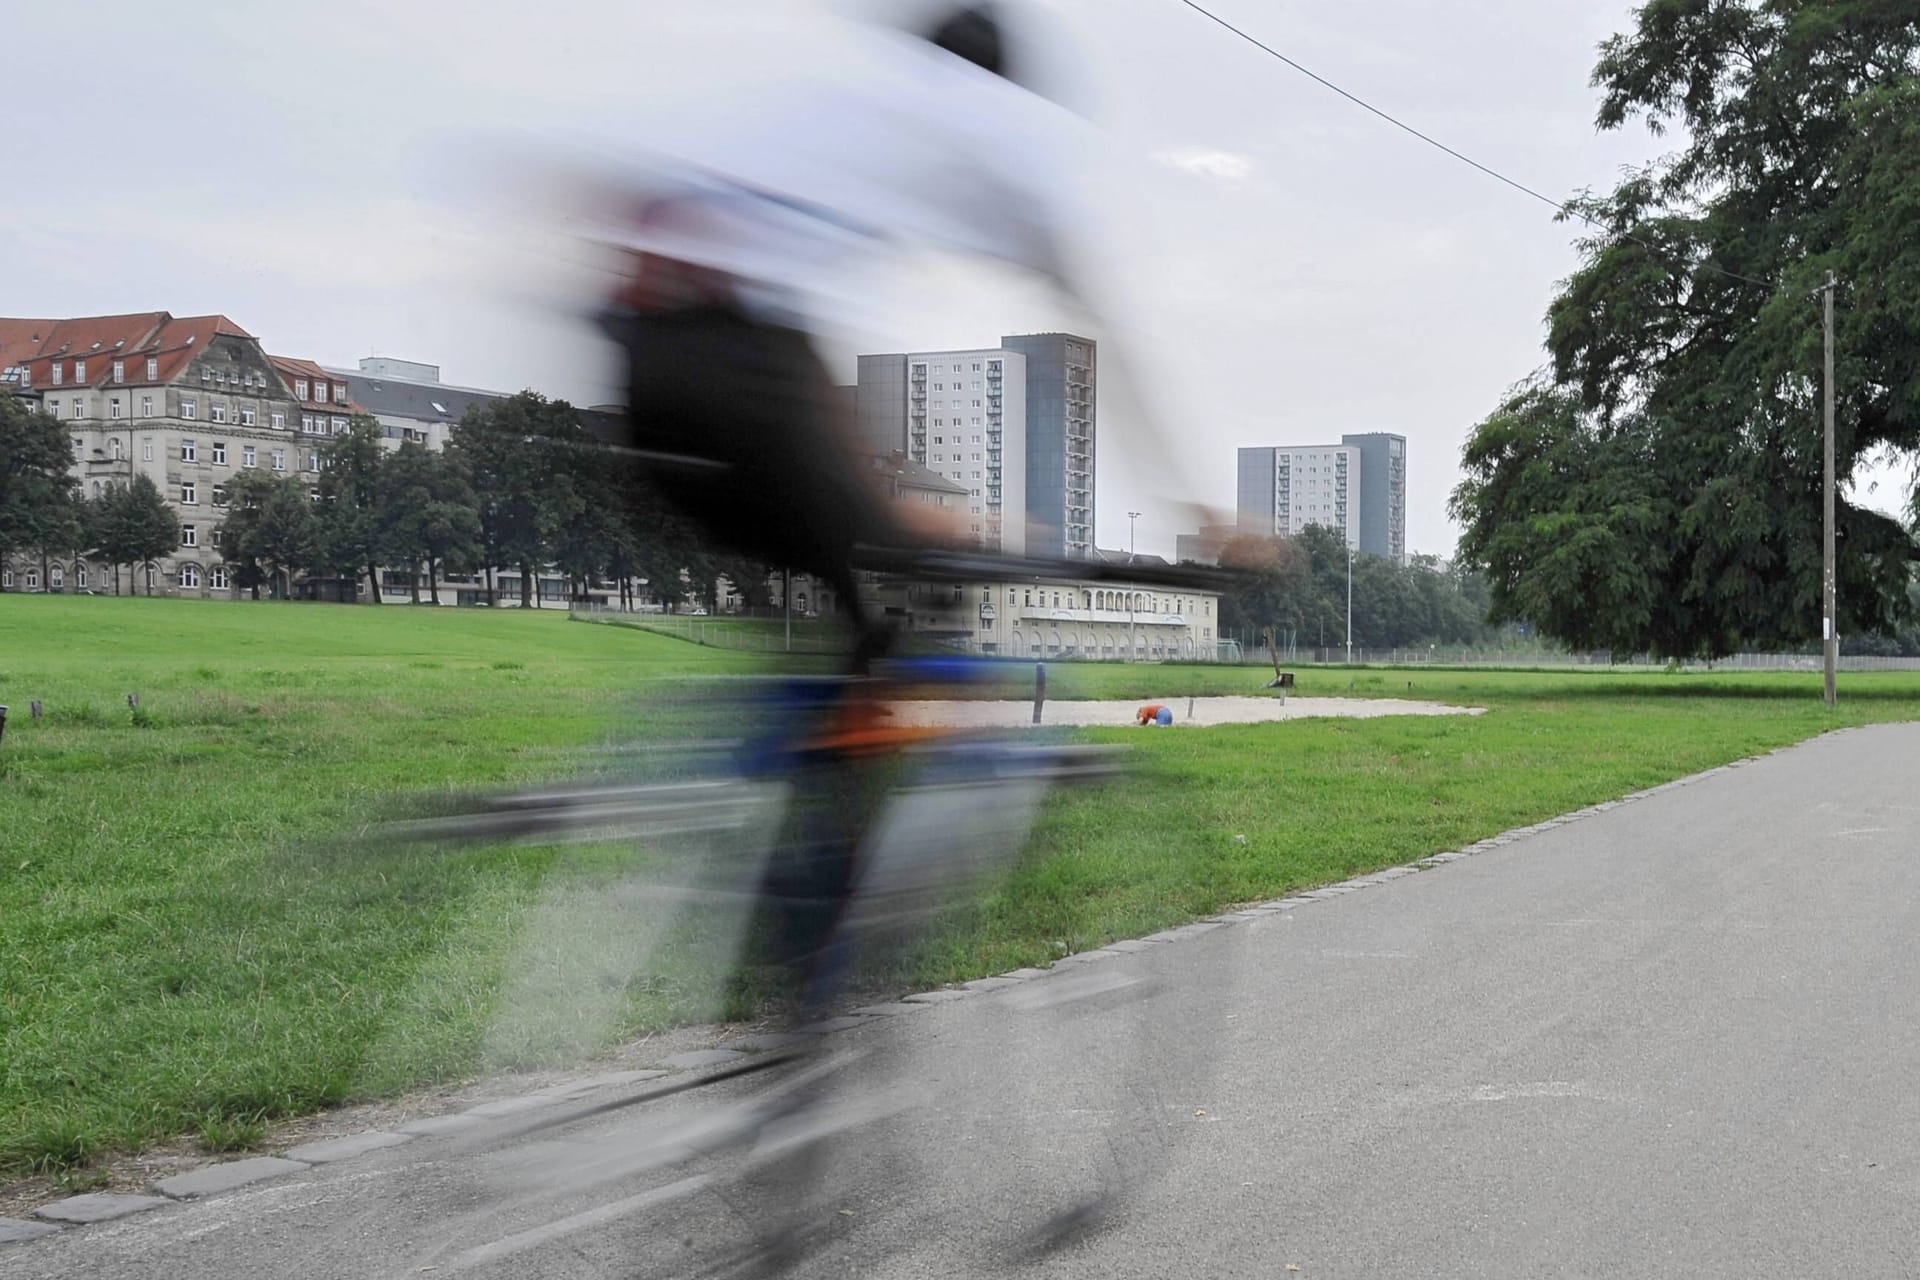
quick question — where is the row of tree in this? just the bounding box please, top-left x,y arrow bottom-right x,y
1212,525 -> 1503,653
0,387 -> 774,608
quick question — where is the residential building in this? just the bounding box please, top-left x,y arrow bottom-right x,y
854,331 -> 1096,562
1340,432 -> 1407,563
999,333 -> 1095,561
0,311 -> 331,597
856,347 -> 1028,557
1236,434 -> 1407,563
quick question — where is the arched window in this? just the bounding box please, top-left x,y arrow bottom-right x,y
1011,629 -> 1024,653
76,563 -> 88,589
179,564 -> 201,589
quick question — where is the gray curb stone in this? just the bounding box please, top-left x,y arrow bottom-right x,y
849,1002 -> 928,1017
659,1049 -> 746,1070
795,1016 -> 869,1035
285,1132 -> 413,1164
535,1070 -> 664,1098
730,1032 -> 815,1050
465,1096 -> 556,1118
33,1195 -> 169,1225
901,990 -> 969,1004
961,976 -> 1025,991
154,1157 -> 309,1200
1,1217 -> 62,1244
395,1113 -> 487,1137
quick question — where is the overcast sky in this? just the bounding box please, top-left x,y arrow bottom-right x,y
7,0 -> 1906,559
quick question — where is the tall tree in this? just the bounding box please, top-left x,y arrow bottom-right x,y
315,416 -> 387,602
223,471 -> 315,600
449,392 -> 585,608
1451,0 -> 1920,659
376,443 -> 482,605
0,390 -> 82,591
87,476 -> 180,597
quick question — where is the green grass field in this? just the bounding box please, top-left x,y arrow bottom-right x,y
3,595 -> 1917,1180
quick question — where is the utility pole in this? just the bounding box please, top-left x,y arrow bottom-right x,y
1127,511 -> 1141,663
1822,273 -> 1838,708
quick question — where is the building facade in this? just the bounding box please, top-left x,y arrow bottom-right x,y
1340,432 -> 1407,563
1000,333 -> 1096,561
854,331 -> 1096,562
0,312 -> 363,597
1236,433 -> 1406,562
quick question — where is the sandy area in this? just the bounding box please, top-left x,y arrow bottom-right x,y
885,695 -> 1486,728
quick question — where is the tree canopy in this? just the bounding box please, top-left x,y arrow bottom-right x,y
0,391 -> 82,587
1451,0 -> 1920,659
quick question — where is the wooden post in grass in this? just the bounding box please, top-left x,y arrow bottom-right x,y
30,700 -> 43,719
127,693 -> 139,709
1033,663 -> 1047,725
0,706 -> 7,746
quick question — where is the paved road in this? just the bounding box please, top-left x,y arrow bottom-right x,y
12,724 -> 1920,1279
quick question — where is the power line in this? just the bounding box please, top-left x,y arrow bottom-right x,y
1174,0 -> 1778,291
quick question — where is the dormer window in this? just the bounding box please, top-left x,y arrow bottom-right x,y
74,360 -> 86,381
295,379 -> 308,399
112,360 -> 124,384
315,383 -> 329,404
50,362 -> 62,384
145,357 -> 158,380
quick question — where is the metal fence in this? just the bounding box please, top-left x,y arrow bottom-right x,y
570,605 -> 846,655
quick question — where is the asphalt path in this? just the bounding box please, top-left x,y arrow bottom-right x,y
11,723 -> 1920,1279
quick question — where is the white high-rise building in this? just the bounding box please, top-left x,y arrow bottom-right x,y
855,333 -> 1096,561
858,347 -> 1030,557
1237,444 -> 1362,548
1237,434 -> 1407,562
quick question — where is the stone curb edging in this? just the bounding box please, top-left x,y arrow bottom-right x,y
9,732 -> 1838,1246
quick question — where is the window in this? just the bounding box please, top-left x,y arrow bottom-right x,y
271,449 -> 285,471
74,360 -> 86,381
46,398 -> 59,417
211,565 -> 229,591
112,360 -> 124,384
212,484 -> 229,506
181,524 -> 197,547
71,399 -> 86,419
109,398 -> 122,419
179,564 -> 200,589
142,438 -> 154,462
315,383 -> 330,404
1,570 -> 9,588
181,438 -> 197,462
305,451 -> 318,473
331,416 -> 346,434
270,411 -> 284,430
239,407 -> 255,427
110,437 -> 122,460
76,565 -> 87,589
50,362 -> 62,385
145,357 -> 158,380
25,568 -> 40,589
294,379 -> 308,399
243,445 -> 256,468
50,567 -> 63,590
211,443 -> 229,467
333,384 -> 347,403
181,399 -> 197,420
181,482 -> 197,505
146,566 -> 155,592
210,404 -> 227,423
140,395 -> 153,417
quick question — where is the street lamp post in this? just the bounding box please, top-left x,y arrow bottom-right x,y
1127,511 -> 1141,663
1346,541 -> 1354,665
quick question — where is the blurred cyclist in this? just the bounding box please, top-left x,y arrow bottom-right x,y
594,2 -> 1098,664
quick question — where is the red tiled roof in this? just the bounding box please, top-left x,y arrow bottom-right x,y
0,312 -> 256,389
269,355 -> 362,414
